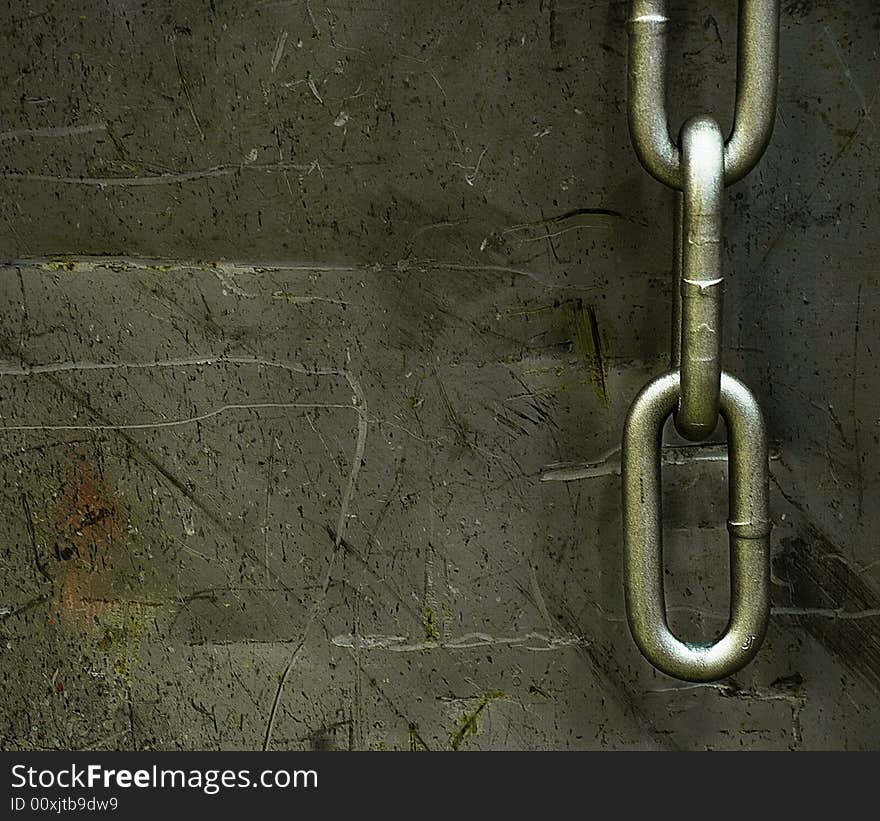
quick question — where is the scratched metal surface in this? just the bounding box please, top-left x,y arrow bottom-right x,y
0,1 -> 877,750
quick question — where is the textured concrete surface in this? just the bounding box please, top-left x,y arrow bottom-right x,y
0,1 -> 878,750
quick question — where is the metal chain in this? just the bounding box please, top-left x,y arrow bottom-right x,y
621,1 -> 779,682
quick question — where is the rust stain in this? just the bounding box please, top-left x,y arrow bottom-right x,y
54,453 -> 124,556
569,299 -> 609,405
423,604 -> 441,642
449,690 -> 507,750
46,259 -> 77,272
49,452 -> 127,622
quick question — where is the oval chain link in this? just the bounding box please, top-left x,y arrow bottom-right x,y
622,371 -> 771,682
628,0 -> 780,188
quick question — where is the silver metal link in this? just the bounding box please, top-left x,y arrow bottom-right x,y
628,0 -> 780,189
675,115 -> 724,440
622,371 -> 771,682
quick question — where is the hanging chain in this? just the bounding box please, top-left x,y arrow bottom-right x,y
621,1 -> 779,682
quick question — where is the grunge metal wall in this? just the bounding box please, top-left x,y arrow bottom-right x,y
0,0 -> 877,750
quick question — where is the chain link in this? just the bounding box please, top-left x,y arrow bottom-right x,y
621,2 -> 779,681
676,115 -> 724,440
622,371 -> 771,682
628,0 -> 780,188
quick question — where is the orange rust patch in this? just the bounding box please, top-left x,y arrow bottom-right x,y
55,456 -> 124,556
50,453 -> 127,622
56,569 -> 111,621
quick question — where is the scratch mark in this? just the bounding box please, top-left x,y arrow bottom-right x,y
409,723 -> 429,751
0,401 -> 357,433
1,168 -> 235,187
541,442 -> 781,482
172,40 -> 205,141
773,607 -> 880,620
0,122 -> 107,141
823,26 -> 875,131
2,256 -> 569,293
306,73 -> 324,104
21,492 -> 50,583
0,354 -> 355,383
465,147 -> 487,186
305,0 -> 321,37
775,529 -> 880,691
214,269 -> 256,299
520,224 -> 602,243
585,304 -> 607,404
503,207 -> 629,234
272,291 -> 349,306
542,445 -> 623,482
336,645 -> 433,750
852,282 -> 863,518
407,259 -> 561,290
326,523 -> 423,623
529,563 -> 556,635
270,30 -> 289,73
307,414 -> 343,475
262,361 -> 368,751
646,680 -> 804,706
432,364 -> 467,445
546,0 -> 562,50
1,161 -> 320,187
262,450 -> 274,586
449,690 -> 506,750
746,106 -> 871,286
452,147 -> 487,186
429,72 -> 446,99
330,631 -> 588,652
570,300 -> 608,405
2,257 -> 360,276
0,593 -> 52,622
